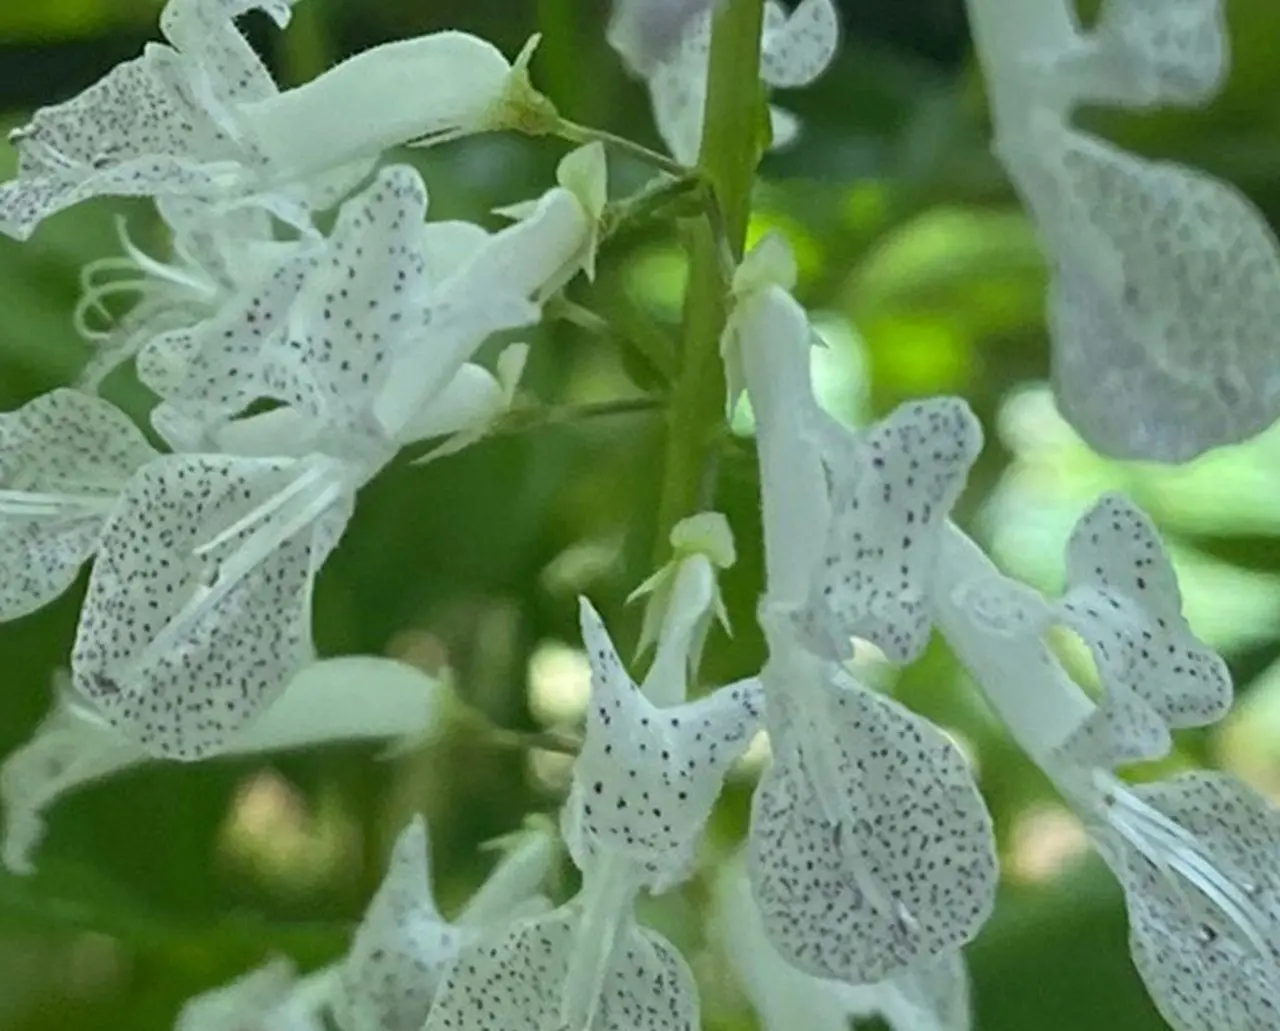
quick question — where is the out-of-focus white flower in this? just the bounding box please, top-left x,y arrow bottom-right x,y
1,658 -> 443,874
966,0 -> 1280,461
175,956 -> 335,1031
332,816 -> 555,1031
622,0 -> 840,164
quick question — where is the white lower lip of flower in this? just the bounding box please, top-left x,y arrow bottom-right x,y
1094,770 -> 1277,970
113,456 -> 353,681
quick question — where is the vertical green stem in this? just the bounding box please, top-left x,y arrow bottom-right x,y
652,0 -> 766,560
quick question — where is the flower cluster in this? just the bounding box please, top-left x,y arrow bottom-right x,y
0,1 -> 1277,1030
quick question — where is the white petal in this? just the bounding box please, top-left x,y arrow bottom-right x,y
233,656 -> 443,755
1011,123 -> 1280,460
748,656 -> 997,984
0,49 -> 248,240
0,390 -> 158,621
730,271 -> 828,608
647,17 -> 712,165
176,956 -> 327,1031
71,453 -> 354,759
421,220 -> 491,284
1060,493 -> 1232,732
795,397 -> 983,664
570,598 -> 762,887
456,186 -> 593,301
607,0 -> 721,76
424,906 -> 699,1031
137,250 -> 312,426
0,678 -> 146,875
389,364 -> 504,449
160,0 -> 288,108
760,0 -> 840,89
334,816 -> 465,1031
239,33 -> 513,181
261,165 -> 430,432
373,294 -> 538,442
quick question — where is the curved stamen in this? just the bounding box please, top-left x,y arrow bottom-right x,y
114,459 -> 349,680
0,489 -> 118,519
1101,774 -> 1279,979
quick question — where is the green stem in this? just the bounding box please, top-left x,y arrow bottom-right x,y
556,119 -> 692,179
652,0 -> 766,560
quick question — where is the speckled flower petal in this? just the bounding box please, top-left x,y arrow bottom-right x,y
1011,122 -> 1280,461
1107,772 -> 1280,1031
747,663 -> 997,984
424,906 -> 698,1031
1059,493 -> 1232,737
759,0 -> 840,89
0,390 -> 158,621
794,397 -> 982,664
566,598 -> 761,889
71,453 -> 354,759
334,817 -> 466,1031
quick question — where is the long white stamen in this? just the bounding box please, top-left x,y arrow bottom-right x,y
1102,775 -> 1279,974
118,463 -> 349,678
191,458 -> 336,558
0,489 -> 117,518
560,849 -> 635,1031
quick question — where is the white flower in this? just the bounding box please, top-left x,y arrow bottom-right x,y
237,33 -> 557,184
966,0 -> 1280,461
563,598 -> 761,892
631,0 -> 840,164
627,510 -> 735,707
0,657 -> 443,874
0,390 -> 158,622
729,235 -> 998,984
933,494 -> 1280,1031
332,815 -> 555,1031
607,0 -> 724,75
712,859 -> 973,1031
175,956 -> 334,1031
0,0 -> 365,240
427,598 -> 758,1031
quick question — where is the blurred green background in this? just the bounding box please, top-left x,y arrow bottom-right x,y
2,0 -> 1280,1028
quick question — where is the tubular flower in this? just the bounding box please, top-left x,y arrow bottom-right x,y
934,495 -> 1280,1031
966,0 -> 1280,461
0,658 -> 443,874
727,235 -> 998,984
